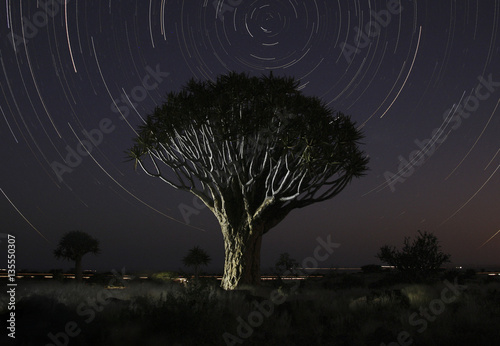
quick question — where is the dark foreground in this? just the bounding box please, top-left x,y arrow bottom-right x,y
1,272 -> 500,346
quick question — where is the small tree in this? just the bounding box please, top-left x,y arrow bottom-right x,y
54,230 -> 100,283
275,252 -> 299,274
183,246 -> 211,281
377,230 -> 450,281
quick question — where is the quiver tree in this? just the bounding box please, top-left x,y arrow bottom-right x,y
53,230 -> 100,283
183,246 -> 212,281
274,252 -> 300,284
129,72 -> 369,290
275,252 -> 299,274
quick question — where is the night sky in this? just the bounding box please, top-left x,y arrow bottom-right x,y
0,0 -> 499,274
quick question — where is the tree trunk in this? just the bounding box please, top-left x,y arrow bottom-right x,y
194,265 -> 200,282
221,224 -> 263,290
75,257 -> 82,283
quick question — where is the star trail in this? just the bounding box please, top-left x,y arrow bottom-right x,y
0,0 -> 498,273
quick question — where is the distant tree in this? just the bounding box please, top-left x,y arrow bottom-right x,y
53,230 -> 100,283
377,230 -> 450,280
275,252 -> 299,273
183,246 -> 211,281
128,72 -> 369,290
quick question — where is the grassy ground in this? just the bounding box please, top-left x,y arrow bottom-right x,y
1,272 -> 499,345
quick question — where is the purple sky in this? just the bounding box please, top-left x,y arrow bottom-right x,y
0,1 -> 499,274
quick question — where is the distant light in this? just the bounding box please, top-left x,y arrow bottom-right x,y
298,267 -> 362,270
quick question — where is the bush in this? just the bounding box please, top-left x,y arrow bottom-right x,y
377,230 -> 450,282
150,271 -> 179,282
5,279 -> 500,345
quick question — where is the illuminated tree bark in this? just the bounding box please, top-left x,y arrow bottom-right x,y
129,72 -> 369,290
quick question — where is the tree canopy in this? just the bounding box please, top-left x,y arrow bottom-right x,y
275,252 -> 299,273
130,72 -> 368,213
54,230 -> 100,282
183,246 -> 211,281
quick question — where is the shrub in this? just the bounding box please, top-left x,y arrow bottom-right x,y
150,271 -> 179,282
377,230 -> 450,282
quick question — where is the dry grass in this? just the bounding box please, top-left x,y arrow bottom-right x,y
1,273 -> 499,345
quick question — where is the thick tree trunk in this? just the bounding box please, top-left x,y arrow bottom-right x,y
75,257 -> 82,283
221,224 -> 263,290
